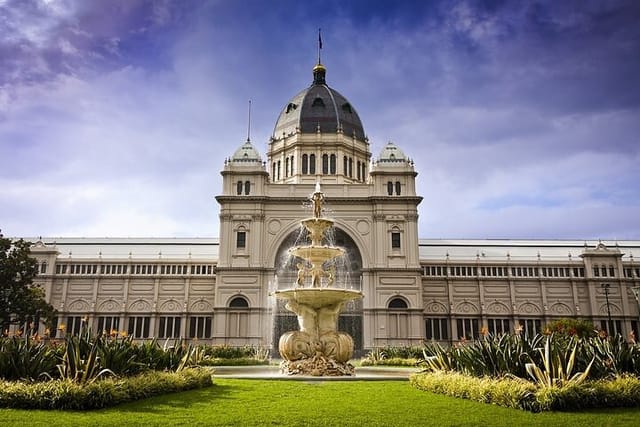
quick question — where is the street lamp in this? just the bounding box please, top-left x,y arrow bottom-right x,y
601,283 -> 612,334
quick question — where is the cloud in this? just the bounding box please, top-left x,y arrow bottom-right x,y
1,0 -> 639,240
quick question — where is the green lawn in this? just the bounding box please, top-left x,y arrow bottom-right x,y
1,379 -> 640,426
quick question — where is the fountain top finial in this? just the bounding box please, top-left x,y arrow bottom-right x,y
311,182 -> 324,219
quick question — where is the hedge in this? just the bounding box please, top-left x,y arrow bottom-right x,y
360,358 -> 419,367
410,371 -> 640,412
0,368 -> 213,410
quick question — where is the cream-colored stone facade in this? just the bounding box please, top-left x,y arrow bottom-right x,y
24,62 -> 640,351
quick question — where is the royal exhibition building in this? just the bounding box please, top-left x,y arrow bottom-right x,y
25,60 -> 640,355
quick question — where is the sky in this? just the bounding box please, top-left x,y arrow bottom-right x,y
1,0 -> 639,240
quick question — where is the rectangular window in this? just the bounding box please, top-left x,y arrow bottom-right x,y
391,232 -> 401,249
600,319 -> 622,336
158,316 -> 181,339
189,316 -> 212,339
127,316 -> 150,338
66,316 -> 84,335
456,318 -> 479,340
237,231 -> 246,249
520,319 -> 541,337
227,312 -> 249,337
97,316 -> 120,335
487,318 -> 510,335
98,316 -> 120,335
425,318 -> 449,340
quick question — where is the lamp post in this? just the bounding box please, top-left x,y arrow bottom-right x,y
601,283 -> 612,334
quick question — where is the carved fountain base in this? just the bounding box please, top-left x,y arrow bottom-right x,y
274,288 -> 362,376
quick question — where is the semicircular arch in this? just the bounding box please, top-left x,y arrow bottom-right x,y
271,226 -> 363,290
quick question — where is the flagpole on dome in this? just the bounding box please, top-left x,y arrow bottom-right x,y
317,28 -> 322,65
313,29 -> 326,85
246,99 -> 252,143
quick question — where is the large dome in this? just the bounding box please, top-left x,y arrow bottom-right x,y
272,64 -> 365,140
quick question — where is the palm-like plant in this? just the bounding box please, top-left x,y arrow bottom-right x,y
525,334 -> 594,388
57,332 -> 114,384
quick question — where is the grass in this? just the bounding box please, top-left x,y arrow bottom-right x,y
1,379 -> 640,426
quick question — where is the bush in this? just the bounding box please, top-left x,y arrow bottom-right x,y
0,336 -> 58,381
545,318 -> 596,338
360,357 -> 419,367
410,371 -> 538,411
0,368 -> 213,410
198,357 -> 270,366
411,371 -> 640,412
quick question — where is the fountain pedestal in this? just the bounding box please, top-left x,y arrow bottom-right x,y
275,288 -> 362,376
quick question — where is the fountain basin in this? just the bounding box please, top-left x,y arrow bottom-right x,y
288,245 -> 345,264
274,288 -> 362,310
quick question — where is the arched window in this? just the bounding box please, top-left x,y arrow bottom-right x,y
387,181 -> 393,195
40,261 -> 48,274
357,161 -> 361,180
272,163 -> 276,180
343,156 -> 348,175
236,229 -> 246,249
330,154 -> 336,174
229,296 -> 249,308
228,296 -> 249,339
388,298 -> 408,309
302,154 -> 308,174
395,181 -> 401,195
290,155 -> 294,175
277,161 -> 281,180
244,181 -> 250,195
348,158 -> 353,178
391,226 -> 401,250
309,154 -> 316,174
361,162 -> 366,181
236,181 -> 243,195
322,154 -> 329,174
387,298 -> 409,341
285,157 -> 289,177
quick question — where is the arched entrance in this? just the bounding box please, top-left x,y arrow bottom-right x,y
271,227 -> 364,356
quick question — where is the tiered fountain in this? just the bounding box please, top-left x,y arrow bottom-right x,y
274,183 -> 363,376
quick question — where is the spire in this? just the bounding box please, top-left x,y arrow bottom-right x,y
313,28 -> 326,85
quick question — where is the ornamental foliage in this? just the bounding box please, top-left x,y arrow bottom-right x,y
0,232 -> 56,332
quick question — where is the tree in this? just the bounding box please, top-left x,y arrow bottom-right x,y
0,231 -> 56,335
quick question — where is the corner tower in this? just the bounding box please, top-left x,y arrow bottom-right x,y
268,62 -> 371,184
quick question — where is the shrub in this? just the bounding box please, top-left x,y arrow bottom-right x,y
411,371 -> 640,412
0,368 -> 213,410
524,335 -> 594,388
198,357 -> 270,366
360,357 -> 419,367
544,318 -> 596,339
410,371 -> 538,411
0,336 -> 58,381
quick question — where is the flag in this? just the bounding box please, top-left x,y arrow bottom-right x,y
318,28 -> 322,50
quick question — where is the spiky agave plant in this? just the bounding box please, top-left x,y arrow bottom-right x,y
525,334 -> 594,388
57,333 -> 114,384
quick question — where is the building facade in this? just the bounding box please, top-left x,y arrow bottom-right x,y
26,61 -> 640,350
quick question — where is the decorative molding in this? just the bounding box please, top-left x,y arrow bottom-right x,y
97,299 -> 120,312
486,301 -> 510,314
128,299 -> 152,312
454,301 -> 479,314
424,300 -> 448,314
